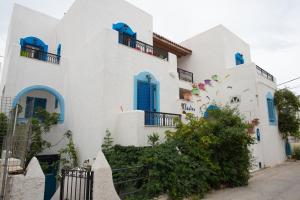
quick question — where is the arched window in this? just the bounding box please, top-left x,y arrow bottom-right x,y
235,52 -> 244,65
266,92 -> 276,125
112,22 -> 136,48
134,71 -> 159,112
204,105 -> 219,118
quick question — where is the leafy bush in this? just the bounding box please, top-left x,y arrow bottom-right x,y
294,147 -> 300,160
104,107 -> 254,199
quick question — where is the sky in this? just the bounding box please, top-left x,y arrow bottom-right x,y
1,0 -> 300,93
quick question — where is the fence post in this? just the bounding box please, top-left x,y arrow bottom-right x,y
60,169 -> 65,200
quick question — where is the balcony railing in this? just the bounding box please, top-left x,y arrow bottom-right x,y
144,111 -> 181,127
256,65 -> 274,82
119,33 -> 169,61
20,46 -> 60,64
177,68 -> 193,83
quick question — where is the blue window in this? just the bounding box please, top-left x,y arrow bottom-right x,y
112,22 -> 137,48
235,52 -> 244,65
25,97 -> 47,118
266,92 -> 276,125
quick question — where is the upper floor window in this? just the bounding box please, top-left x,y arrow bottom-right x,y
235,52 -> 244,65
266,92 -> 276,125
20,36 -> 60,64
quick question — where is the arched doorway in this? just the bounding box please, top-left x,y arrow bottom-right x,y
13,85 -> 65,122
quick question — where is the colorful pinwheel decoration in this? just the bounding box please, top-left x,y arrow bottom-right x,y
211,74 -> 219,82
204,79 -> 212,86
198,83 -> 206,91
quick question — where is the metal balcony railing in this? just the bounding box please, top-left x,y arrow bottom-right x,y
20,46 -> 60,64
144,111 -> 181,127
177,68 -> 193,83
256,65 -> 274,82
119,33 -> 168,61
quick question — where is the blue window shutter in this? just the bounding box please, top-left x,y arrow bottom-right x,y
25,97 -> 34,118
235,52 -> 244,65
267,98 -> 275,123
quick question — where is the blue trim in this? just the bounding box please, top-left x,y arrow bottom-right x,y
12,85 -> 65,123
204,105 -> 219,118
134,71 -> 160,112
112,22 -> 136,37
266,92 -> 277,125
20,36 -> 48,52
235,52 -> 244,65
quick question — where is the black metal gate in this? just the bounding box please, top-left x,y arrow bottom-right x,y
60,168 -> 94,200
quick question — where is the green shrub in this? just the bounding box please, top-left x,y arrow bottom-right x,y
104,107 -> 254,199
294,147 -> 300,160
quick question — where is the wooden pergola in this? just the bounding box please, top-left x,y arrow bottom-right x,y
153,33 -> 192,58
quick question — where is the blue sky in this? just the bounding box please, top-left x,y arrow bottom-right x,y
1,0 -> 300,93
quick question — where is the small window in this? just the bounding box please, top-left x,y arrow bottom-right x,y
235,52 -> 244,65
267,97 -> 276,124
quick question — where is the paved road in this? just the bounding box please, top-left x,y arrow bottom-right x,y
204,161 -> 300,200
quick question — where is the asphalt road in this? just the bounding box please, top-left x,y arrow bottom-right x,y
204,161 -> 300,200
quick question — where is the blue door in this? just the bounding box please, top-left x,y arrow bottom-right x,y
137,81 -> 156,111
137,81 -> 157,125
36,155 -> 59,200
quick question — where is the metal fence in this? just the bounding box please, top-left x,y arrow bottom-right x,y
60,168 -> 94,200
256,65 -> 274,82
20,46 -> 60,64
0,98 -> 32,200
118,33 -> 169,61
144,111 -> 181,127
112,165 -> 150,200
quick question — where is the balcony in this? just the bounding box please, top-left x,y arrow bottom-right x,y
256,65 -> 274,82
144,111 -> 181,127
119,33 -> 169,61
20,46 -> 60,64
177,68 -> 194,83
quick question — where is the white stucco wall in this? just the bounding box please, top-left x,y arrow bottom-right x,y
178,25 -> 251,82
1,0 -> 285,169
116,111 -> 175,146
8,157 -> 45,200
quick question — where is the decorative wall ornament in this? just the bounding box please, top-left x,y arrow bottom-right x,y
204,79 -> 212,86
198,83 -> 206,91
211,74 -> 219,82
230,96 -> 241,104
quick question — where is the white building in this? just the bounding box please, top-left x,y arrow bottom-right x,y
1,0 -> 285,174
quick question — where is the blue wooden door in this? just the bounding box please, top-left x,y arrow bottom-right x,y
36,155 -> 59,200
137,81 -> 156,111
137,81 -> 157,125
